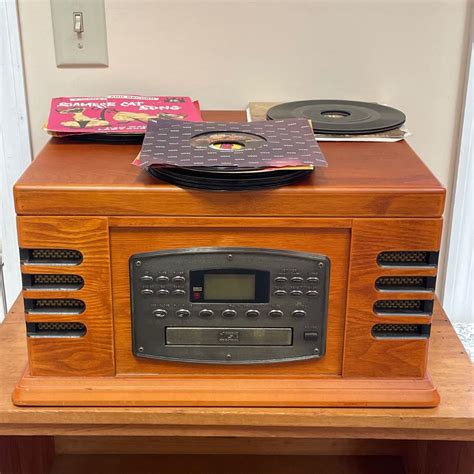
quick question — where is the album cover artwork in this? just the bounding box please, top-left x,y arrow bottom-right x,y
45,95 -> 202,135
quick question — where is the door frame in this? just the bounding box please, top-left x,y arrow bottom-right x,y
0,0 -> 32,317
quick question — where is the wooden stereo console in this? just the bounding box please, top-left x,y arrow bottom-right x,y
12,110 -> 445,407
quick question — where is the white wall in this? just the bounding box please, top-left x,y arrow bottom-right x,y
16,0 -> 470,300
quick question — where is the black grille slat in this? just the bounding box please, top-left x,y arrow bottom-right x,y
26,322 -> 86,338
377,251 -> 439,267
376,276 -> 436,291
20,249 -> 83,265
374,299 -> 433,315
22,274 -> 84,290
24,298 -> 85,314
372,323 -> 431,339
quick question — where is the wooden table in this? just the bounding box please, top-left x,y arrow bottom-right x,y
0,297 -> 472,473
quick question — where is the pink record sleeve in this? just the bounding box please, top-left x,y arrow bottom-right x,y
46,95 -> 202,134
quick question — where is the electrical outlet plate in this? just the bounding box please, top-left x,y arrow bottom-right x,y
50,0 -> 108,67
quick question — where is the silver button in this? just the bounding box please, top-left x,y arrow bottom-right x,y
269,309 -> 283,318
246,309 -> 260,318
157,289 -> 170,296
307,276 -> 320,283
199,309 -> 214,318
292,310 -> 306,318
173,289 -> 185,296
291,276 -> 304,283
176,309 -> 191,318
222,309 -> 237,318
274,276 -> 288,283
290,290 -> 303,296
274,289 -> 287,296
140,275 -> 153,282
140,289 -> 154,296
172,275 -> 186,283
156,275 -> 169,283
306,290 -> 319,297
153,309 -> 167,318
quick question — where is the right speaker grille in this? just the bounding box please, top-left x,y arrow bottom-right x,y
375,276 -> 436,291
377,251 -> 439,267
374,299 -> 434,315
372,323 -> 431,339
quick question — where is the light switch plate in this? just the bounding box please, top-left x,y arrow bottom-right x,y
50,0 -> 108,67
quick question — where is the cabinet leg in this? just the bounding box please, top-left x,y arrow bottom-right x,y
0,436 -> 54,474
403,440 -> 473,474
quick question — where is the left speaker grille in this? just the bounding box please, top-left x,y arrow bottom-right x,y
22,274 -> 84,290
24,298 -> 85,314
26,322 -> 86,337
20,248 -> 83,265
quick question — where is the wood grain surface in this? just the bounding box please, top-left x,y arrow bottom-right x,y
17,217 -> 115,376
343,218 -> 443,378
110,218 -> 350,376
1,297 -> 472,439
15,215 -> 443,384
13,111 -> 445,218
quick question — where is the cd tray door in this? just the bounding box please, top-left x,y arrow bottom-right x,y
130,247 -> 329,364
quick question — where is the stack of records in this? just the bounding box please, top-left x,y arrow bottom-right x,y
134,118 -> 327,191
247,100 -> 409,142
44,95 -> 202,142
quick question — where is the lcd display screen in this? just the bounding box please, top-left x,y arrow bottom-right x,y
204,273 -> 256,301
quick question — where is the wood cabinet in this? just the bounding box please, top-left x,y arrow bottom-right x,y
12,111 -> 445,407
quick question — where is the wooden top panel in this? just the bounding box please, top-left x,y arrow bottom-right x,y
0,298 -> 472,439
14,111 -> 445,217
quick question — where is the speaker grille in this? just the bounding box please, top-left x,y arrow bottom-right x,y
377,251 -> 438,267
26,322 -> 86,338
24,298 -> 85,314
375,276 -> 436,291
20,249 -> 83,265
22,274 -> 84,290
374,299 -> 434,315
372,323 -> 431,339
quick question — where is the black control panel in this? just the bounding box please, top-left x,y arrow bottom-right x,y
129,247 -> 330,364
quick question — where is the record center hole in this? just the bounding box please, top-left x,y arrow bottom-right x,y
321,110 -> 351,119
209,141 -> 246,151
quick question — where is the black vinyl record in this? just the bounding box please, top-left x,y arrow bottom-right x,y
267,100 -> 406,135
147,166 -> 312,191
66,133 -> 144,144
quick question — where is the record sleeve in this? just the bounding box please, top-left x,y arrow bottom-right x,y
44,95 -> 202,136
135,118 -> 327,170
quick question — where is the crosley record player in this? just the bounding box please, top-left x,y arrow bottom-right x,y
12,110 -> 445,407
